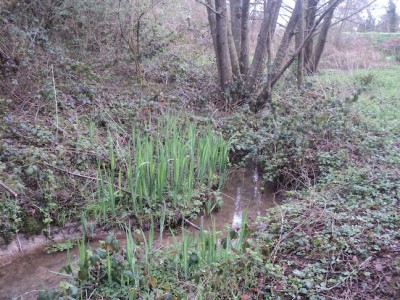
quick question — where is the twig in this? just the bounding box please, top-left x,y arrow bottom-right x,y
40,162 -> 131,194
195,0 -> 220,15
48,270 -> 73,277
183,218 -> 201,231
87,288 -> 97,300
220,191 -> 237,202
325,256 -> 372,291
330,0 -> 378,28
270,207 -> 315,263
15,290 -> 42,300
51,65 -> 59,138
93,98 -> 128,135
0,260 -> 13,268
0,180 -> 18,197
16,233 -> 22,252
41,162 -> 99,181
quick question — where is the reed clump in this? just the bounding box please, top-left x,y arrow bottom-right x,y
94,116 -> 231,222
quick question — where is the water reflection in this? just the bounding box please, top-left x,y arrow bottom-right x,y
191,167 -> 275,231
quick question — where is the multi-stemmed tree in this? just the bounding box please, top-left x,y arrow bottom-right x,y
205,0 -> 344,111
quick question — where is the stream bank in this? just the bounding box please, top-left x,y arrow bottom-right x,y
0,167 -> 276,299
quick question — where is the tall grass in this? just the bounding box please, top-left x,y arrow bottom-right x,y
58,213 -> 252,298
176,213 -> 250,279
96,116 -> 231,219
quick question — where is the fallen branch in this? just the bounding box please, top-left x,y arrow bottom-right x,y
40,162 -> 130,194
183,218 -> 201,231
0,180 -> 18,197
41,162 -> 98,181
325,256 -> 372,291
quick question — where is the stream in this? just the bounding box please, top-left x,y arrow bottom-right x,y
0,168 -> 276,299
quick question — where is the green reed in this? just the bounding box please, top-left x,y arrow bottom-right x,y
97,116 -> 230,217
106,250 -> 112,285
173,214 -> 250,279
125,226 -> 136,275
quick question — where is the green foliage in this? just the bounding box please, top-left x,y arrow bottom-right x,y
94,116 -> 231,224
223,106 -> 260,159
260,88 -> 355,186
225,82 -> 358,187
253,160 -> 399,298
353,67 -> 400,132
33,66 -> 400,300
41,215 -> 262,299
22,215 -> 44,235
358,31 -> 400,46
0,197 -> 22,242
44,239 -> 77,254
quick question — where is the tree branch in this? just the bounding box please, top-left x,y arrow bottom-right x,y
195,0 -> 220,15
330,0 -> 378,28
271,0 -> 344,87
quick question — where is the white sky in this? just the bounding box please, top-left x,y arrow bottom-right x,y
371,0 -> 400,17
282,0 -> 400,17
274,0 -> 400,29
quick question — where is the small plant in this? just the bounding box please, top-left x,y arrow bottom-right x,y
44,239 -> 77,254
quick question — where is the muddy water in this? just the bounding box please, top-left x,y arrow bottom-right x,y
191,167 -> 276,230
0,248 -> 75,299
0,168 -> 275,299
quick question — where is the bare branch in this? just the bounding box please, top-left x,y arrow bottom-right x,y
330,0 -> 378,28
271,0 -> 344,87
195,0 -> 220,15
0,180 -> 18,197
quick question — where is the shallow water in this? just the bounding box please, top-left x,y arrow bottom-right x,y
192,167 -> 275,230
0,168 -> 275,299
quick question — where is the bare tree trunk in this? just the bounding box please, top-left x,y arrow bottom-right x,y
206,0 -> 232,92
310,0 -> 339,73
246,0 -> 283,90
239,0 -> 250,77
206,0 -> 219,58
203,0 -> 344,111
255,0 -> 343,111
230,0 -> 242,56
296,0 -> 305,89
228,21 -> 241,79
254,0 -> 302,111
334,0 -> 352,47
215,0 -> 232,92
269,0 -> 302,81
269,0 -> 283,37
304,0 -> 318,74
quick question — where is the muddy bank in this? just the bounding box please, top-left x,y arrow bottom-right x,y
0,223 -> 83,259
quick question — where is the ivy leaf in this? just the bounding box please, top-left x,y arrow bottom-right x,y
292,269 -> 306,278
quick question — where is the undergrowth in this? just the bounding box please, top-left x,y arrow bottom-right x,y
37,68 -> 399,299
